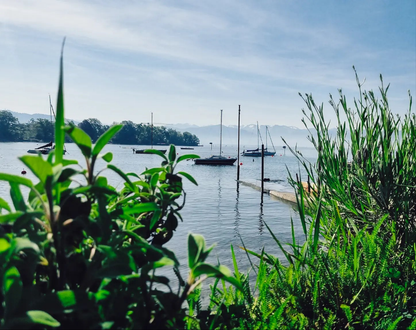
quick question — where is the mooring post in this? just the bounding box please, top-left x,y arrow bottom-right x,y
261,143 -> 264,204
237,105 -> 241,181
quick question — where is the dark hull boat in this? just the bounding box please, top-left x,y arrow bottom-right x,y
241,148 -> 276,157
133,148 -> 166,154
134,113 -> 166,155
242,124 -> 276,157
194,110 -> 236,166
194,155 -> 236,166
27,97 -> 67,155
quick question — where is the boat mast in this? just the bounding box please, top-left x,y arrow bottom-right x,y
49,95 -> 54,142
151,112 -> 153,149
256,121 -> 259,149
220,109 -> 223,155
267,126 -> 276,152
265,126 -> 268,150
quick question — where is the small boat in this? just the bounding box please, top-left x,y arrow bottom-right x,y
134,113 -> 166,154
181,147 -> 194,150
194,155 -> 236,165
242,124 -> 276,157
27,96 -> 67,155
27,141 -> 54,155
194,110 -> 237,166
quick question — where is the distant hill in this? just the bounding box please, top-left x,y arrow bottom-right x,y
4,111 -> 333,148
165,123 -> 320,148
6,111 -> 79,124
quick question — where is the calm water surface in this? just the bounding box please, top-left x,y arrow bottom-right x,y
0,142 -> 317,295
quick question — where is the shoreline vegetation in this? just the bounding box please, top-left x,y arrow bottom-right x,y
0,45 -> 414,329
0,111 -> 200,147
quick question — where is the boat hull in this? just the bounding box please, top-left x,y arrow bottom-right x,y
134,149 -> 167,154
241,151 -> 276,157
27,148 -> 67,155
194,156 -> 237,166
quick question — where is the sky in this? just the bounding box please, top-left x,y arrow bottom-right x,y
0,0 -> 415,128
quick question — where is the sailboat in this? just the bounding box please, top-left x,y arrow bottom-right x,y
133,113 -> 167,154
194,110 -> 237,165
27,96 -> 67,155
241,124 -> 276,157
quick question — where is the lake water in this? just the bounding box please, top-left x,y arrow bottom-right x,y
0,141 -> 317,296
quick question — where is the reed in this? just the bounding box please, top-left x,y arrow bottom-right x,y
203,69 -> 416,329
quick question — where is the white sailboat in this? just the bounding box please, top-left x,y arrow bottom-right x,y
242,124 -> 276,157
27,96 -> 67,155
194,110 -> 237,165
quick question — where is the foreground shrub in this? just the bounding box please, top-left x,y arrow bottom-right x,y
0,44 -> 240,329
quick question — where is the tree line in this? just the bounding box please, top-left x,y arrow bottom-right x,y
0,110 -> 200,146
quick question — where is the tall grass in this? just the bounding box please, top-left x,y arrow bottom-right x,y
200,69 -> 416,329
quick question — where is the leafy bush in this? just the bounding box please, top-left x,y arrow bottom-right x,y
0,43 -> 240,329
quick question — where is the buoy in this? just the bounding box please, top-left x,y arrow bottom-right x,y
21,169 -> 27,175
240,163 -> 243,165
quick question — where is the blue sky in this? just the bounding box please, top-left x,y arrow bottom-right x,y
1,0 -> 415,128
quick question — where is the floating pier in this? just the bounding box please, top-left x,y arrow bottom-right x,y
238,179 -> 299,205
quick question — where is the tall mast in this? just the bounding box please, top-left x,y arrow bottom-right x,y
265,126 -> 268,150
256,121 -> 259,149
151,112 -> 153,149
49,95 -> 54,141
220,110 -> 223,156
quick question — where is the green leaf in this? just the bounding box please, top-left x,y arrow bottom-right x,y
192,263 -> 243,290
142,168 -> 165,175
19,155 -> 53,184
188,233 -> 206,269
10,183 -> 26,212
32,290 -> 95,314
123,202 -> 159,215
150,209 -> 162,231
64,125 -> 92,158
150,173 -> 160,188
6,310 -> 60,328
168,144 -> 176,162
54,39 -> 66,165
92,125 -> 123,157
0,197 -> 11,212
62,159 -> 79,166
178,171 -> 198,186
153,256 -> 175,269
14,237 -> 40,254
192,263 -> 226,278
0,212 -> 23,224
0,238 -> 12,264
3,266 -> 23,317
144,149 -> 168,160
107,164 -> 135,191
101,152 -> 113,162
177,154 -> 200,163
58,167 -> 79,182
0,173 -> 33,188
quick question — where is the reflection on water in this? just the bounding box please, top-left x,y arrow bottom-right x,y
258,204 -> 264,235
233,185 -> 240,238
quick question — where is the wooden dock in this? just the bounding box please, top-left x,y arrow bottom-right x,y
238,180 -> 299,205
239,180 -> 307,204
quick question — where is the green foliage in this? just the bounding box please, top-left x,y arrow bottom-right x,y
0,45 -> 238,329
0,110 -> 20,142
205,69 -> 416,329
0,113 -> 199,146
